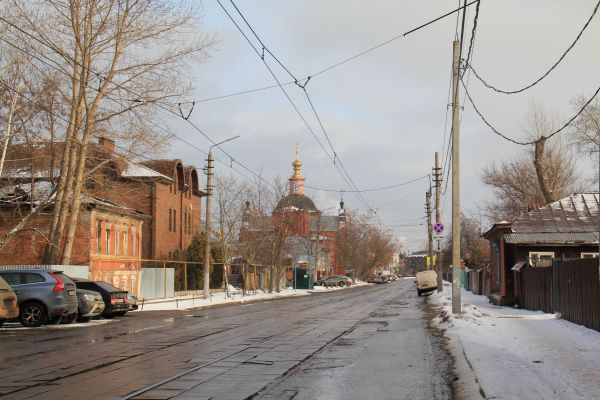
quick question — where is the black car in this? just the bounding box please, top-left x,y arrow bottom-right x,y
72,279 -> 129,318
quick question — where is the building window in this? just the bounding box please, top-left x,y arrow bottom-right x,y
115,225 -> 120,256
96,220 -> 102,254
123,225 -> 129,256
105,223 -> 112,255
184,211 -> 187,234
529,251 -> 554,267
173,210 -> 176,231
581,252 -> 599,258
169,209 -> 172,232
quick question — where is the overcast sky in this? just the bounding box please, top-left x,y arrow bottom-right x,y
164,0 -> 600,253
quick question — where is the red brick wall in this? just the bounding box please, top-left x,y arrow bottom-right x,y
87,173 -> 202,260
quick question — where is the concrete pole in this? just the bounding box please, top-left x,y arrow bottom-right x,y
203,150 -> 213,299
435,151 -> 443,292
426,191 -> 433,270
451,40 -> 462,313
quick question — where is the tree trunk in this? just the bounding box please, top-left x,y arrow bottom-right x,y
533,136 -> 555,204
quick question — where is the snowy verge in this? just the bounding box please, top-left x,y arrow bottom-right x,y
136,281 -> 370,312
429,282 -> 600,400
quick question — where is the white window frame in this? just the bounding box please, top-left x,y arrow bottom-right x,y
581,252 -> 599,258
529,251 -> 554,267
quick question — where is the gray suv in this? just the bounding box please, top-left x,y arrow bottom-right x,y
0,269 -> 78,327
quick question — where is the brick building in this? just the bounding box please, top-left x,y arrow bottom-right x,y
240,149 -> 346,278
0,139 -> 204,281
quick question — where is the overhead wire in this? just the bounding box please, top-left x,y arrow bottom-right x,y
466,0 -> 599,94
216,0 -> 375,213
305,174 -> 428,193
163,0 -> 479,108
0,16 -> 278,191
462,79 -> 600,146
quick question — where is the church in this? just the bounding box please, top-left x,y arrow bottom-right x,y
240,148 -> 347,280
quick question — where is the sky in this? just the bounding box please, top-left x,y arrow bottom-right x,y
162,0 -> 600,253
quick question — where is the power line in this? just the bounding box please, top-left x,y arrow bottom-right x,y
0,16 -> 278,191
216,0 -> 375,212
160,0 -> 479,108
305,174 -> 429,193
310,0 -> 479,79
466,0 -> 600,94
462,78 -> 600,146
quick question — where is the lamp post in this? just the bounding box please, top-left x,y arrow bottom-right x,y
203,135 -> 240,299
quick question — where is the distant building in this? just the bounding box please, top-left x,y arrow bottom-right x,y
0,138 -> 204,291
240,148 -> 346,278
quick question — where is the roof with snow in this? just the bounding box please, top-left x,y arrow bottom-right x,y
275,194 -> 319,212
512,193 -> 599,233
122,162 -> 172,181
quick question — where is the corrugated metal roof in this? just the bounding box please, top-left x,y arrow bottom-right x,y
512,193 -> 599,233
504,232 -> 599,244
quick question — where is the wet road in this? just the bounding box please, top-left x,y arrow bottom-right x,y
0,280 -> 453,400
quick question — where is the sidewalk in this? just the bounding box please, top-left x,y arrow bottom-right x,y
136,281 -> 368,311
430,283 -> 600,400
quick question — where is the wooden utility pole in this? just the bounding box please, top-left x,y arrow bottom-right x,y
434,151 -> 443,292
451,39 -> 462,313
426,190 -> 433,270
203,150 -> 214,299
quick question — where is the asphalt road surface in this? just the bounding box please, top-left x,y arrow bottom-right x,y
0,279 -> 453,400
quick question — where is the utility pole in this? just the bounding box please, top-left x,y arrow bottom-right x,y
434,151 -> 443,292
426,190 -> 433,270
203,150 -> 214,299
203,135 -> 240,299
451,39 -> 462,313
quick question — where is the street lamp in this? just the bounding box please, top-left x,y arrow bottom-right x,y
203,135 -> 240,299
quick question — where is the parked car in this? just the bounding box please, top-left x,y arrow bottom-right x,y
0,269 -> 78,327
316,275 -> 352,287
416,270 -> 438,296
127,293 -> 138,311
73,288 -> 105,323
0,276 -> 19,327
367,275 -> 379,284
72,279 -> 129,318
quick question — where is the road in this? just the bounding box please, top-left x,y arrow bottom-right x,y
0,280 -> 453,400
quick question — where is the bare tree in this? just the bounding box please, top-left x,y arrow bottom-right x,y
482,104 -> 581,222
569,96 -> 600,184
1,0 -> 215,263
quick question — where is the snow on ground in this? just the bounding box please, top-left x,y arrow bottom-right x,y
136,280 -> 370,312
430,282 -> 600,400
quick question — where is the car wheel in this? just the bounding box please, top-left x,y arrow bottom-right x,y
0,319 -> 4,328
339,282 -> 344,287
417,290 -> 422,297
19,301 -> 47,328
60,313 -> 77,324
76,316 -> 91,323
103,313 -> 115,319
114,311 -> 127,317
323,282 -> 327,288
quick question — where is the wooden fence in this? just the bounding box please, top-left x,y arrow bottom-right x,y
519,258 -> 600,332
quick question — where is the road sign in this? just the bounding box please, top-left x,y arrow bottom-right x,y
433,236 -> 443,252
432,222 -> 445,234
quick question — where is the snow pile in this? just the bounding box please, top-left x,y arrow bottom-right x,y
136,287 -> 312,311
430,283 -> 600,400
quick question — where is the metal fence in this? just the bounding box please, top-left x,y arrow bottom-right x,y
519,258 -> 600,332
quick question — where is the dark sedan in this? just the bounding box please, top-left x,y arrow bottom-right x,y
72,279 -> 129,318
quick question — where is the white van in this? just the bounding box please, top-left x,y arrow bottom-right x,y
0,276 -> 19,327
416,270 -> 437,296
